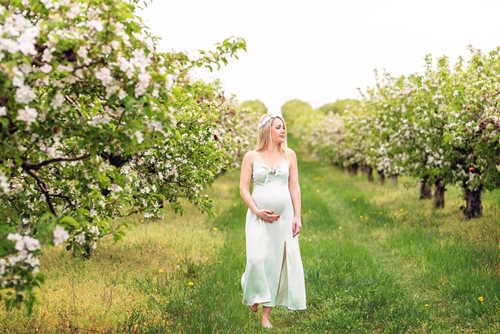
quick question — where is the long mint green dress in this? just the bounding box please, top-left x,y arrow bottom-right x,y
241,159 -> 306,310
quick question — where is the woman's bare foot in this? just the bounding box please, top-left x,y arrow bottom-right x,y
261,306 -> 273,328
250,303 -> 258,312
261,318 -> 273,328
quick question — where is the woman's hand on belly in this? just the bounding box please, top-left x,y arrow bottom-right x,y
255,209 -> 280,223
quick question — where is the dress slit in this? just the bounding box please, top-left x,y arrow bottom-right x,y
276,241 -> 287,301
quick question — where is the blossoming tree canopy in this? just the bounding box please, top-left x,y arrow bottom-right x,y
301,47 -> 499,218
0,0 -> 248,311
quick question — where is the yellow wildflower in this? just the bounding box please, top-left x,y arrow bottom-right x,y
212,227 -> 218,231
478,295 -> 484,303
188,281 -> 194,287
158,268 -> 165,273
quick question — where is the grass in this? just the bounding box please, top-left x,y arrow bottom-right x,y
1,147 -> 498,333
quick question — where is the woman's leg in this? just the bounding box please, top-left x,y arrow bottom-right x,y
261,306 -> 273,328
250,303 -> 258,312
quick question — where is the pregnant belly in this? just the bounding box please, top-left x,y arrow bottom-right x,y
252,187 -> 291,215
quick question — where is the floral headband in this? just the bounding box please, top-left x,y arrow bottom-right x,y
258,114 -> 276,130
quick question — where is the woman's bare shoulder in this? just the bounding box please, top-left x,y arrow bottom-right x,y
243,150 -> 258,163
286,147 -> 297,159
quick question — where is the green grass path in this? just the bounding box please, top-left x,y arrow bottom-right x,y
1,146 -> 498,333
138,150 -> 499,333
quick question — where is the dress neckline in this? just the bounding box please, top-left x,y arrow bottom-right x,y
253,159 -> 288,170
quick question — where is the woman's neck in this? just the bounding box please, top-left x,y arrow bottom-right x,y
265,144 -> 281,154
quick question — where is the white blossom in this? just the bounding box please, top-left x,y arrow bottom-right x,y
95,67 -> 113,86
117,55 -> 134,78
111,40 -> 120,50
42,48 -> 53,62
15,85 -> 36,104
109,184 -> 123,193
8,253 -> 24,266
40,64 -> 52,73
0,258 -> 6,275
75,232 -> 86,245
87,19 -> 103,32
23,236 -> 41,251
67,3 -> 81,19
25,254 -> 40,267
16,106 -> 38,125
41,0 -> 57,10
53,226 -> 70,246
134,130 -> 144,144
88,114 -> 112,127
0,173 -> 10,194
7,233 -> 24,251
135,72 -> 150,97
131,49 -> 149,71
51,92 -> 65,109
166,74 -> 176,90
18,28 -> 40,55
0,106 -> 7,116
118,89 -> 127,100
89,225 -> 99,236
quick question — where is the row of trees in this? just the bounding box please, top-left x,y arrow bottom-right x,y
285,47 -> 499,219
0,0 -> 260,312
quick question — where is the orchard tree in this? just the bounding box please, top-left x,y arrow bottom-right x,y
317,99 -> 359,115
441,47 -> 500,217
298,47 -> 499,218
281,99 -> 313,138
305,111 -> 345,168
236,99 -> 269,151
0,0 -> 247,311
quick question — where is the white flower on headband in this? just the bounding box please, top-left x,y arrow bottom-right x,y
258,113 -> 282,130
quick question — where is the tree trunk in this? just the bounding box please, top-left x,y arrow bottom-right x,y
419,176 -> 432,199
433,178 -> 445,209
389,175 -> 398,184
463,183 -> 483,219
378,170 -> 385,185
365,166 -> 374,182
348,163 -> 359,176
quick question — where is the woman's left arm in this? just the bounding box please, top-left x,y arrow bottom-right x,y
288,148 -> 302,237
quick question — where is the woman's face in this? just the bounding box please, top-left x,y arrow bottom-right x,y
270,118 -> 286,144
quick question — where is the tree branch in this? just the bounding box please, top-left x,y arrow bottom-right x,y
21,165 -> 56,215
22,154 -> 90,171
48,193 -> 77,210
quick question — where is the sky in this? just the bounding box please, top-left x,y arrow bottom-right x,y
138,0 -> 500,113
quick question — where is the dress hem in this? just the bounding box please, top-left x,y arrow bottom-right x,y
243,301 -> 307,311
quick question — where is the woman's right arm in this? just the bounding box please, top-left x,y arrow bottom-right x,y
239,152 -> 279,223
239,152 -> 260,213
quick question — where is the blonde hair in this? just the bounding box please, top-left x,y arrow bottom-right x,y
255,114 -> 288,154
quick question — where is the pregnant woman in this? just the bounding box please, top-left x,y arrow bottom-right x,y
239,113 -> 306,329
